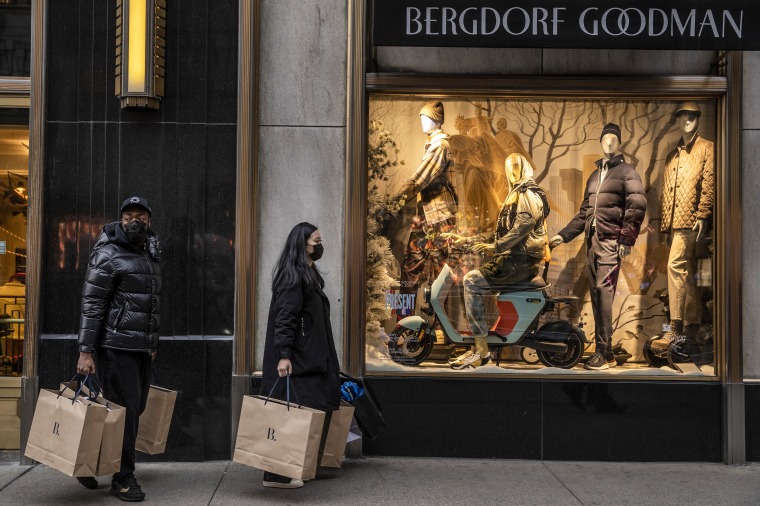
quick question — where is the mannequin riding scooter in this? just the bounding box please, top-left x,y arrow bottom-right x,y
389,153 -> 587,369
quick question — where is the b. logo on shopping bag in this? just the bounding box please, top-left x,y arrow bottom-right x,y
267,428 -> 276,441
52,421 -> 60,435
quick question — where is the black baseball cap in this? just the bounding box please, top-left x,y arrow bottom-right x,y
120,196 -> 152,217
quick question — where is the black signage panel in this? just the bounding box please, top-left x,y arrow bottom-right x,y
373,0 -> 760,50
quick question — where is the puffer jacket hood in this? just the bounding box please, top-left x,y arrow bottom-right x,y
77,222 -> 161,353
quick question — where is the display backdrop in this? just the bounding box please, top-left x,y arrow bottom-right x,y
365,96 -> 717,377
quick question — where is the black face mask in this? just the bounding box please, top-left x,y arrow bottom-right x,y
122,220 -> 148,244
309,243 -> 324,261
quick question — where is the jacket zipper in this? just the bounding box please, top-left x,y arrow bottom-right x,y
669,148 -> 682,231
301,317 -> 305,337
592,164 -> 607,233
114,303 -> 127,330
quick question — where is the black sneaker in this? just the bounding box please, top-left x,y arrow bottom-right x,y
263,471 -> 304,489
76,476 -> 98,489
584,352 -> 610,371
110,475 -> 145,502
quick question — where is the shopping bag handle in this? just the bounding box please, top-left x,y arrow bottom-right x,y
59,374 -> 101,403
58,374 -> 80,399
265,376 -> 302,410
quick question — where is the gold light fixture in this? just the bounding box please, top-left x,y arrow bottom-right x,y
115,0 -> 166,109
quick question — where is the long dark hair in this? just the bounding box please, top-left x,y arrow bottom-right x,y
272,222 -> 320,292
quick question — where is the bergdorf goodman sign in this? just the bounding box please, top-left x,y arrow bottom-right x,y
372,0 -> 760,50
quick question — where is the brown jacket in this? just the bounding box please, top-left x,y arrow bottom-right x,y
660,134 -> 714,232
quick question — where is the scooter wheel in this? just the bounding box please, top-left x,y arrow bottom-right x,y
535,321 -> 584,369
643,336 -> 669,368
388,327 -> 433,366
667,337 -> 700,372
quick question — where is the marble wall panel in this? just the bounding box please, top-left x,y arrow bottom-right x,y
743,130 -> 760,379
743,52 -> 760,131
255,126 -> 347,370
259,0 -> 347,127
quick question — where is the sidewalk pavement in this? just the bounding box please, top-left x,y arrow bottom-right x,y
1,457 -> 759,506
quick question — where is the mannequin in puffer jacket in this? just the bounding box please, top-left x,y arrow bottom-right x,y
551,123 -> 646,371
75,195 -> 160,502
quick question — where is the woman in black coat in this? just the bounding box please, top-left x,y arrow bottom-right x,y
259,222 -> 340,489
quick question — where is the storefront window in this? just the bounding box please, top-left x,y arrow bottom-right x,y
0,123 -> 27,377
365,95 -> 717,377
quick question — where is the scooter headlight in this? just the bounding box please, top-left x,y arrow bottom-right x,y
424,287 -> 431,304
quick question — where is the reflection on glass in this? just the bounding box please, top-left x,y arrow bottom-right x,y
366,96 -> 716,377
0,0 -> 32,77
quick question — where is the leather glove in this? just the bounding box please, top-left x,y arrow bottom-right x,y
692,219 -> 707,242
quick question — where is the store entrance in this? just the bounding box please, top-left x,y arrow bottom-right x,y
0,117 -> 28,451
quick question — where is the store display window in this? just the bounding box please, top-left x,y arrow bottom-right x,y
365,94 -> 718,377
0,124 -> 27,377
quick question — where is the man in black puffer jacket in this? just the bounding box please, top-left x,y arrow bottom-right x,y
76,196 -> 160,502
551,124 -> 646,371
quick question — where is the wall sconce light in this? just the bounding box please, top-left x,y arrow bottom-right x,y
115,0 -> 166,109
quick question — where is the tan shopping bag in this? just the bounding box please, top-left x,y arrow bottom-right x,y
233,380 -> 326,481
24,386 -> 108,477
136,385 -> 177,454
319,401 -> 355,468
60,383 -> 126,476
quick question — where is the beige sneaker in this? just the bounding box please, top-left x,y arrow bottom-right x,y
448,349 -> 473,364
450,352 -> 492,370
451,352 -> 482,369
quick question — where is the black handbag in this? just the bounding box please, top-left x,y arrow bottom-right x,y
339,372 -> 387,440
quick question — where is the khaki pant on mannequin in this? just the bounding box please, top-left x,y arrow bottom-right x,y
473,336 -> 489,361
667,228 -> 701,327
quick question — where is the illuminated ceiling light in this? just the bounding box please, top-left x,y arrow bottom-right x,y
115,0 -> 166,109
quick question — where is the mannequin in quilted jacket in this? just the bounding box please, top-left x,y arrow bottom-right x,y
657,102 -> 714,345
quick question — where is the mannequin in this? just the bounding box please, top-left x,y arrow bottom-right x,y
653,102 -> 714,349
397,101 -> 456,220
396,101 -> 457,303
550,123 -> 646,371
442,153 -> 549,369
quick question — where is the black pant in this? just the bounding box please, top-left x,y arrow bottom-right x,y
586,233 -> 621,360
96,348 -> 152,481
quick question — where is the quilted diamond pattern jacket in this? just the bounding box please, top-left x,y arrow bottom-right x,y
660,134 -> 714,232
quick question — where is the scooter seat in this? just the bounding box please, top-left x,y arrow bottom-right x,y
496,275 -> 547,293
